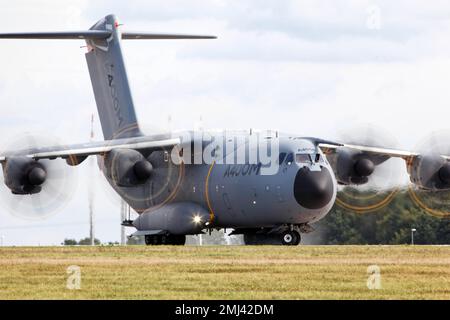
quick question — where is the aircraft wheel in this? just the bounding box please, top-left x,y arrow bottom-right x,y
281,230 -> 301,246
145,234 -> 186,245
160,235 -> 168,245
167,235 -> 186,245
244,233 -> 280,245
145,235 -> 163,245
292,230 -> 301,245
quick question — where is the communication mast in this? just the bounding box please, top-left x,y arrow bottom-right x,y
88,114 -> 95,246
120,200 -> 128,245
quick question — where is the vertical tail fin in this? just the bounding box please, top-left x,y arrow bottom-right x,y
85,14 -> 141,140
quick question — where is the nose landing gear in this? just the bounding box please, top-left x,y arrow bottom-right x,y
281,230 -> 301,246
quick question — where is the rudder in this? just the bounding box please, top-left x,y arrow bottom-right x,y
85,14 -> 142,140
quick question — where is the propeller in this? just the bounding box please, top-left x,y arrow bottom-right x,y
97,136 -> 184,213
408,130 -> 450,218
327,124 -> 404,213
0,132 -> 78,220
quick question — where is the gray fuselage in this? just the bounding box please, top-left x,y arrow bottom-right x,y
100,131 -> 337,231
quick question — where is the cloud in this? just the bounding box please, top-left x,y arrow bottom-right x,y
85,0 -> 450,63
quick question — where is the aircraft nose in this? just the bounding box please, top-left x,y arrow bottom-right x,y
293,166 -> 334,209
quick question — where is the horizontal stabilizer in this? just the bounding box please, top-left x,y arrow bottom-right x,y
121,32 -> 216,39
0,31 -> 216,40
0,30 -> 111,39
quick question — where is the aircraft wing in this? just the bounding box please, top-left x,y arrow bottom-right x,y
0,134 -> 180,162
319,143 -> 420,159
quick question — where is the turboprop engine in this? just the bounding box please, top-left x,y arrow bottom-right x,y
408,155 -> 450,190
104,149 -> 153,187
2,157 -> 47,194
328,148 -> 387,185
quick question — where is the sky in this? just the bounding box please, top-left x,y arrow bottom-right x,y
1,0 -> 450,245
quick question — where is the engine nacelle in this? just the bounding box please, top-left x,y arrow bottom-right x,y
104,149 -> 153,187
328,148 -> 387,185
2,157 -> 46,194
408,155 -> 450,190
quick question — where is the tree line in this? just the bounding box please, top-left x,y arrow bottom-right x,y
313,188 -> 450,244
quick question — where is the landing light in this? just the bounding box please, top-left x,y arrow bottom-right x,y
193,215 -> 202,224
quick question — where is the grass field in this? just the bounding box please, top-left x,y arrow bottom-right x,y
0,245 -> 450,299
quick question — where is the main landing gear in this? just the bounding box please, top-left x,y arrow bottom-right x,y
145,234 -> 186,245
241,226 -> 303,245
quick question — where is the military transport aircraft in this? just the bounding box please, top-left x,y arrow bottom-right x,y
1,14 -> 449,245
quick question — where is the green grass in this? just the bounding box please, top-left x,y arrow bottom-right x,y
0,245 -> 450,299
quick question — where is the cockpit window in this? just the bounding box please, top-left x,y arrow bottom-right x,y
296,153 -> 312,163
278,152 -> 287,164
285,153 -> 294,165
315,153 -> 321,163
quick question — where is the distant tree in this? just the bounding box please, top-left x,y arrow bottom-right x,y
314,189 -> 450,245
62,239 -> 77,246
77,237 -> 101,245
